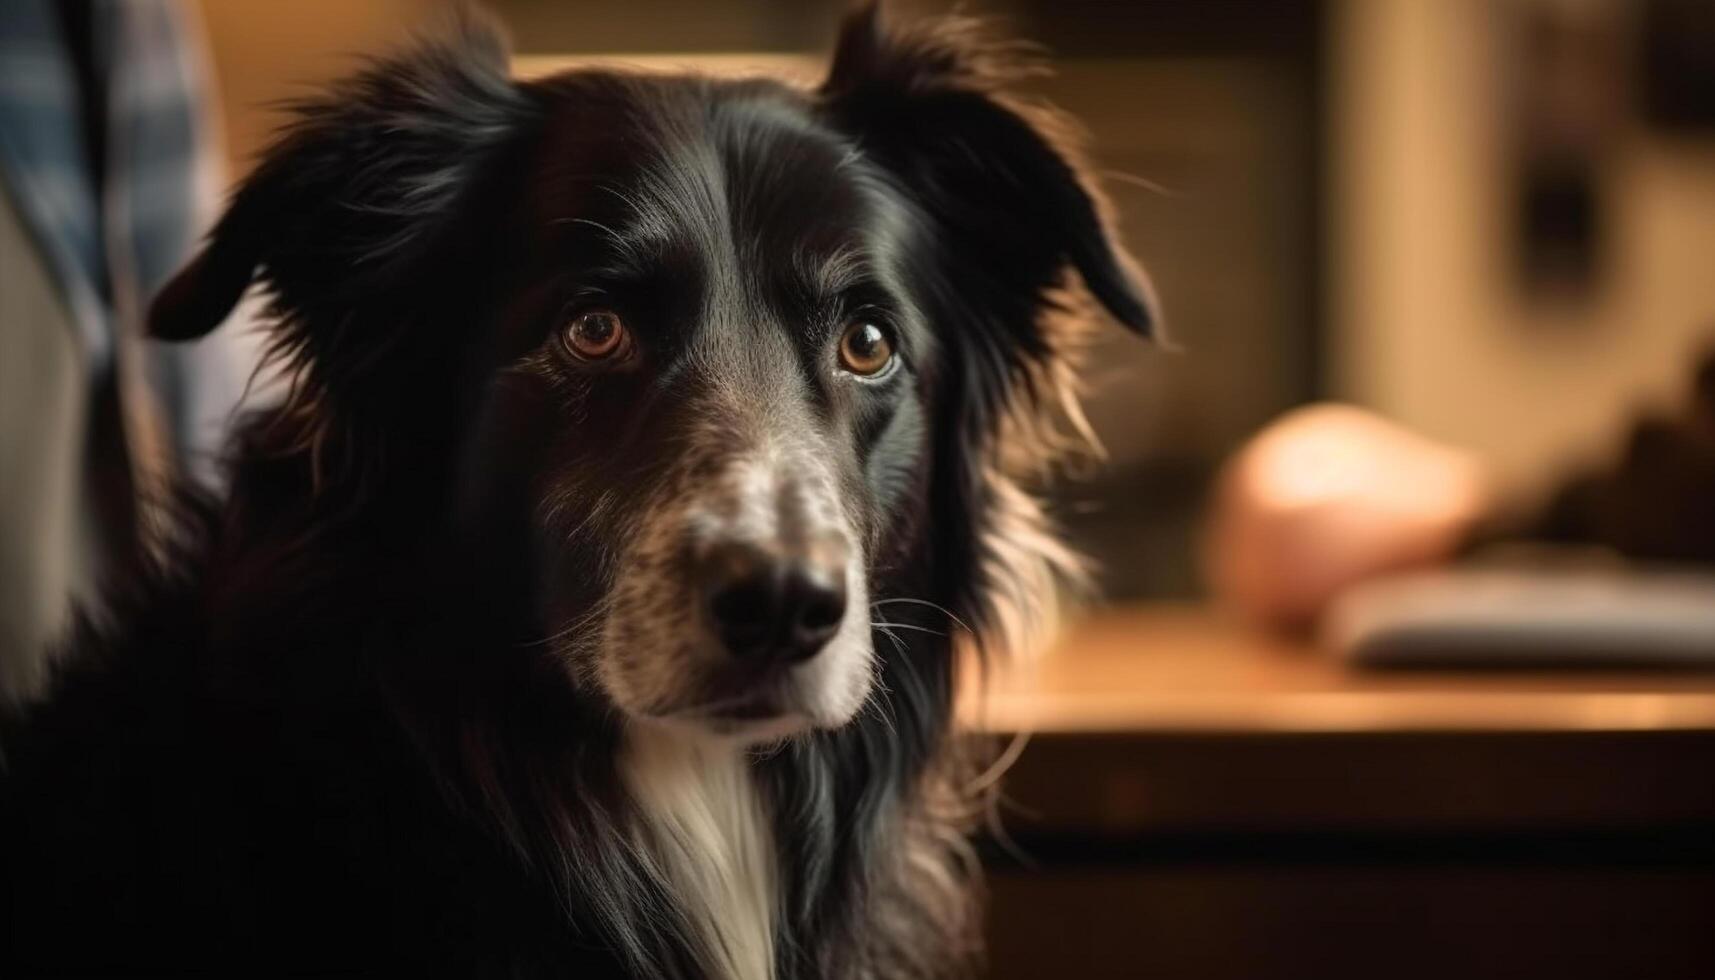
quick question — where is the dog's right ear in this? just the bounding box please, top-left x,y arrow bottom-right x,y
148,15 -> 527,344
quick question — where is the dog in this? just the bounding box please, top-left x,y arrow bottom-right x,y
0,4 -> 1153,977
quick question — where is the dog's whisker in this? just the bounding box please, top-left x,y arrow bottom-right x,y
564,216 -> 622,239
872,624 -> 907,653
868,628 -> 908,736
869,621 -> 945,637
858,645 -> 901,738
869,597 -> 973,633
559,490 -> 616,547
520,600 -> 610,649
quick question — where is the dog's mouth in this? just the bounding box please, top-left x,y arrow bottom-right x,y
702,694 -> 785,722
656,684 -> 815,740
674,685 -> 787,722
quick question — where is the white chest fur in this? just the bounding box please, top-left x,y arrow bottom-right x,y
622,728 -> 778,980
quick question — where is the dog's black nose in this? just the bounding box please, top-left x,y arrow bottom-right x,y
700,541 -> 847,664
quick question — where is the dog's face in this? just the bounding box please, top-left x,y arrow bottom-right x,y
147,7 -> 1154,744
494,76 -> 931,740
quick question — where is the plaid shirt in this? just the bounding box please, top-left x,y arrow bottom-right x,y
0,0 -> 258,473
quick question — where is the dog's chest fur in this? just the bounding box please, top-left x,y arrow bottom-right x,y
623,728 -> 779,980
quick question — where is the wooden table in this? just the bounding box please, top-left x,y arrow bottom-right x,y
973,605 -> 1715,980
975,604 -> 1715,736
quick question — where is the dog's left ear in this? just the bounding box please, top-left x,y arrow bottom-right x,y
819,3 -> 1157,345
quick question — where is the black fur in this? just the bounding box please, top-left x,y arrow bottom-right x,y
1,5 -> 1152,977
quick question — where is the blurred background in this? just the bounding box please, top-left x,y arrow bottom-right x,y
192,0 -> 1715,598
6,1 -> 1715,977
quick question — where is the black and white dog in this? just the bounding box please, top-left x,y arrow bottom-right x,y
1,4 -> 1153,977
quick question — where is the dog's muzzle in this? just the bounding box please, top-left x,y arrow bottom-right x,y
595,436 -> 874,738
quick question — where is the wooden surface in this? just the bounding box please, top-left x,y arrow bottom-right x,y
969,604 -> 1715,736
967,605 -> 1715,835
974,606 -> 1715,980
512,53 -> 817,81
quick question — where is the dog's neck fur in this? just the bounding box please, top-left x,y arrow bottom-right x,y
622,726 -> 778,980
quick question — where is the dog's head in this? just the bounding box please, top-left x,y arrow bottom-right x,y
150,5 -> 1153,744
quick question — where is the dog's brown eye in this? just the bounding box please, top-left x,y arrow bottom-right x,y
838,322 -> 894,377
562,310 -> 628,361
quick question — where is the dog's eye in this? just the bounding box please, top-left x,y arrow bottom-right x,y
837,322 -> 895,377
561,310 -> 629,361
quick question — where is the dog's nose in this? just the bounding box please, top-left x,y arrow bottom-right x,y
700,541 -> 848,665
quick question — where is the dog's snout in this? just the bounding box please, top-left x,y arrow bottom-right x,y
700,540 -> 848,665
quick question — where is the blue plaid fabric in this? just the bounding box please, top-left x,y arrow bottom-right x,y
0,0 -> 257,470
0,0 -> 113,366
